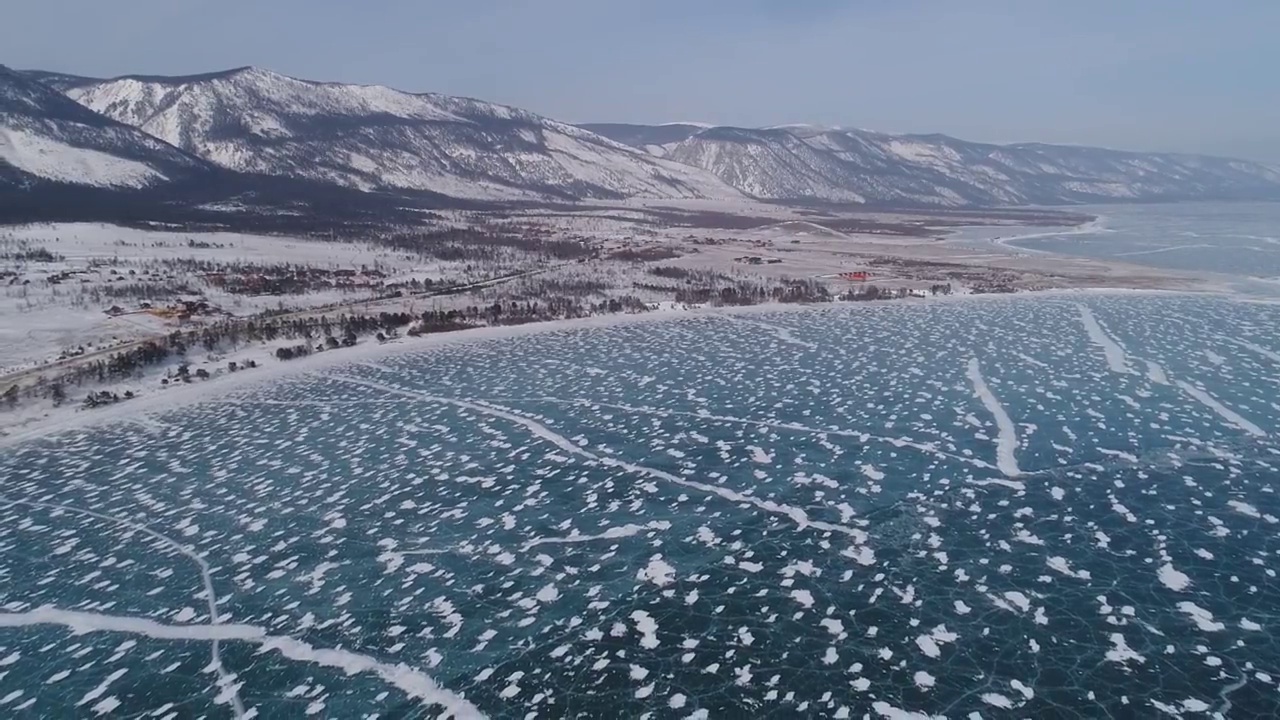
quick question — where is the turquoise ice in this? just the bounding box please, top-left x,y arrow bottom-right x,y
2,292 -> 1279,717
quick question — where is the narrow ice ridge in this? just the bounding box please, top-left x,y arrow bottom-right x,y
729,317 -> 819,350
1113,243 -> 1214,257
1174,381 -> 1266,437
1015,352 -> 1048,369
0,606 -> 265,639
234,388 -> 992,470
1077,304 -> 1132,374
1,496 -> 247,718
966,478 -> 1026,491
331,375 -> 871,543
515,398 -> 997,471
1216,675 -> 1250,717
965,358 -> 1021,477
0,607 -> 485,719
522,521 -> 672,549
1233,339 -> 1280,363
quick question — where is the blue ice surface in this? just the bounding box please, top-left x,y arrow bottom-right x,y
1,292 -> 1279,718
948,201 -> 1280,291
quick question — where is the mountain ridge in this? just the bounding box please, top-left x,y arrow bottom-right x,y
59,67 -> 744,202
0,64 -> 215,191
10,62 -> 1280,210
585,122 -> 1280,171
582,122 -> 1280,207
1,65 -> 495,228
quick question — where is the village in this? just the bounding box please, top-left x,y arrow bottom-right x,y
0,201 -> 1205,434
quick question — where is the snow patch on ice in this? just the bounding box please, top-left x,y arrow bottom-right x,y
1157,563 -> 1192,592
637,555 -> 677,587
1177,602 -> 1226,632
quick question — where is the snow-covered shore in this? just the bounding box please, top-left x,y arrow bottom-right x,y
0,288 -> 1205,447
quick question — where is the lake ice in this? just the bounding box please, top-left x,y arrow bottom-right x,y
951,202 -> 1280,289
2,292 -> 1279,717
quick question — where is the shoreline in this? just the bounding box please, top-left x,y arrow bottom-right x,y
937,213 -> 1105,252
0,286 -> 1218,448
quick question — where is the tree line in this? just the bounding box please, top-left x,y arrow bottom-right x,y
4,292 -> 653,409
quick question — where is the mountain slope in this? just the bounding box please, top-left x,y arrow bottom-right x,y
587,123 -> 1280,207
0,65 -> 212,190
63,68 -> 742,202
17,69 -> 103,93
577,123 -> 712,157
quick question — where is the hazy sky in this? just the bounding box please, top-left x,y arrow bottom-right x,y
6,1 -> 1279,161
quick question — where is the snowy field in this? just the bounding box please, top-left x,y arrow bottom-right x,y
2,292 -> 1279,717
0,223 -> 485,374
4,203 -> 1216,382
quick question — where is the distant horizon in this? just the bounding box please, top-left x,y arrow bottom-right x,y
12,60 -> 1280,167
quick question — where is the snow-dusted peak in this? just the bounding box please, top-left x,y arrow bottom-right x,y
29,61 -> 1280,208
62,67 -> 741,201
68,67 -> 467,145
586,121 -> 1280,206
765,123 -> 846,134
1,65 -> 210,190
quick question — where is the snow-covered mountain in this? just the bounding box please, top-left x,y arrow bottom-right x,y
15,60 -> 1280,209
582,123 -> 1280,206
60,67 -> 742,202
577,123 -> 714,158
0,65 -> 211,190
18,69 -> 103,93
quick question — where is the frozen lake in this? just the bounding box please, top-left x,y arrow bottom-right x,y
2,292 -> 1280,717
949,202 -> 1280,292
